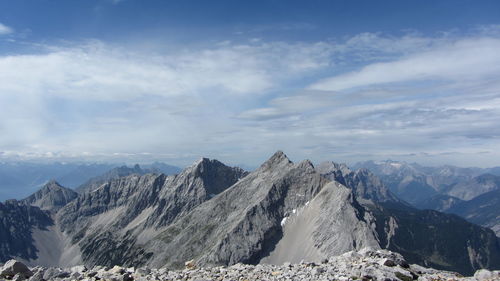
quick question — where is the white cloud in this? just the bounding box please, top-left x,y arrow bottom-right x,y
237,34 -> 500,167
0,40 -> 333,165
0,23 -> 13,35
309,38 -> 500,91
0,41 -> 332,102
2,30 -> 500,167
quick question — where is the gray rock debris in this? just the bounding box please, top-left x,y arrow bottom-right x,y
0,259 -> 33,279
0,249 -> 492,281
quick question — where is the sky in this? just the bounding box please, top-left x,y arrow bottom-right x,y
1,0 -> 500,168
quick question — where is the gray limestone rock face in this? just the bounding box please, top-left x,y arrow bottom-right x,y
1,150 -> 499,277
145,151 -> 330,268
0,259 -> 33,278
75,163 -> 181,194
0,200 -> 53,263
445,174 -> 500,201
370,204 -> 500,276
318,161 -> 402,204
51,151 -> 500,275
55,157 -> 247,267
448,189 -> 500,236
21,180 -> 78,212
261,181 -> 380,264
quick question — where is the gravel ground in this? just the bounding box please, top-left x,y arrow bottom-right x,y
1,248 -> 499,281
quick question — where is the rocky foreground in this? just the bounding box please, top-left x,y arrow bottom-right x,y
1,249 -> 499,281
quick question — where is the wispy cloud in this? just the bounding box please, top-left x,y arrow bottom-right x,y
0,40 -> 331,101
0,39 -> 333,165
0,23 -> 13,35
1,28 -> 500,167
309,38 -> 500,91
236,31 -> 500,166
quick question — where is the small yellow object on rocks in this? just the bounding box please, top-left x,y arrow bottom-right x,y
185,259 -> 196,269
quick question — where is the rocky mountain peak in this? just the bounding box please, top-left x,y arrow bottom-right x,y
259,150 -> 293,171
317,161 -> 352,176
2,151 -> 500,276
43,179 -> 64,189
22,180 -> 78,212
317,161 -> 401,204
297,159 -> 315,172
191,158 -> 223,173
181,157 -> 248,196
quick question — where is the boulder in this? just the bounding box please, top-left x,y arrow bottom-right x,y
474,269 -> 500,280
0,260 -> 33,278
42,267 -> 70,280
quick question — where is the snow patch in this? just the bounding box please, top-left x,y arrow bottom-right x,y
389,163 -> 402,168
281,217 -> 288,227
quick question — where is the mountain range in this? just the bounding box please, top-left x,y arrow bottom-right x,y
0,152 -> 499,276
354,160 -> 500,200
0,162 -> 182,201
353,160 -> 500,236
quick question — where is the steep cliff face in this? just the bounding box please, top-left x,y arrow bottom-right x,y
55,158 -> 247,267
144,151 -> 332,268
448,189 -> 500,236
372,205 -> 500,275
416,194 -> 464,212
21,180 -> 78,212
445,174 -> 500,201
0,200 -> 52,262
2,152 -> 499,276
75,164 -> 149,193
142,153 -> 500,275
261,181 -> 380,264
317,161 -> 402,204
75,163 -> 181,194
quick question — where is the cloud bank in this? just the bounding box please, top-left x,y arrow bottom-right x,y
1,28 -> 500,167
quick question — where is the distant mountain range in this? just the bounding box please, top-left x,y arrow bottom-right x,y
75,163 -> 181,193
353,160 -> 500,202
353,160 -> 500,236
0,152 -> 499,276
0,162 -> 182,201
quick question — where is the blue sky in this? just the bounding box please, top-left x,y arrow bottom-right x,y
1,0 -> 500,167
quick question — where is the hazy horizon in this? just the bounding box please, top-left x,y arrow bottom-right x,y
1,151 -> 499,170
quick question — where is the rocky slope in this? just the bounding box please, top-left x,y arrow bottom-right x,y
413,175 -> 500,236
57,158 -> 247,267
317,161 -> 403,204
139,152 -> 500,275
2,248 -> 500,281
0,162 -> 116,201
371,205 -> 500,275
415,193 -> 464,212
448,189 -> 500,236
21,180 -> 78,212
0,200 -> 52,263
75,163 -> 181,193
445,174 -> 500,201
1,151 -> 499,276
318,161 -> 500,275
352,160 -> 493,204
144,152 -> 332,268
